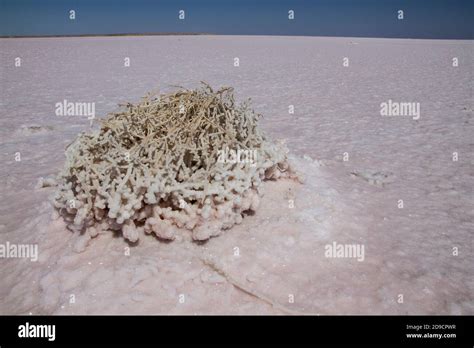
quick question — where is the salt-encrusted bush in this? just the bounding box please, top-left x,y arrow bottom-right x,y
53,83 -> 299,243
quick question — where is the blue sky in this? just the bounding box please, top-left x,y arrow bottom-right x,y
0,0 -> 472,38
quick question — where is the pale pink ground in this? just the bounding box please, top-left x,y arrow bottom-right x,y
0,36 -> 472,314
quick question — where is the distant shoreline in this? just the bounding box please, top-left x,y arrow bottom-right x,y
1,33 -> 472,40
0,33 -> 211,39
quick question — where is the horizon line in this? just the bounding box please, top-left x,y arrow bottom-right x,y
1,33 -> 473,40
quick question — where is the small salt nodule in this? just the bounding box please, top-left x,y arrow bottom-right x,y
53,83 -> 300,246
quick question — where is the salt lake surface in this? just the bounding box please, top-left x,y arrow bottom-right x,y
0,35 -> 472,314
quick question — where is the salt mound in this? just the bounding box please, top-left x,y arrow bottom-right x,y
53,83 -> 300,244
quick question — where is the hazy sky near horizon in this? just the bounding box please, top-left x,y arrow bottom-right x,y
0,0 -> 472,39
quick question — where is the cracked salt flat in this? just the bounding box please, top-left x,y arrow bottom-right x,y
0,35 -> 473,314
